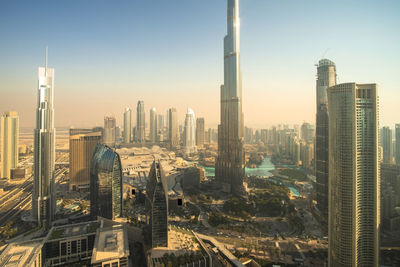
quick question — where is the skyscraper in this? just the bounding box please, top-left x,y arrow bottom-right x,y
196,117 -> 205,147
136,100 -> 145,143
90,143 -> 122,220
123,108 -> 132,143
183,108 -> 197,156
328,83 -> 380,267
315,59 -> 336,218
103,116 -> 116,147
168,108 -> 179,148
69,129 -> 102,191
33,48 -> 56,228
396,124 -> 400,164
1,111 -> 19,180
146,160 -> 168,248
149,107 -> 157,143
381,126 -> 393,164
215,0 -> 245,195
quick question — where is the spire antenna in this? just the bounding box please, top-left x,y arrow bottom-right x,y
45,46 -> 48,75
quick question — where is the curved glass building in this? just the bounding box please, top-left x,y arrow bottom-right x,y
90,144 -> 122,220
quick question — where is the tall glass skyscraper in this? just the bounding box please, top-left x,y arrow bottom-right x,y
183,108 -> 197,156
396,124 -> 400,164
315,59 -> 336,218
215,0 -> 245,195
103,116 -> 116,147
136,100 -> 145,143
381,126 -> 393,164
1,111 -> 19,180
196,117 -> 205,147
149,107 -> 157,143
146,160 -> 168,248
33,48 -> 56,228
123,107 -> 132,144
328,83 -> 380,267
168,108 -> 179,148
90,143 -> 122,220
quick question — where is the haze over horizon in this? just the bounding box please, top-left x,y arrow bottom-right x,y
1,0 -> 399,129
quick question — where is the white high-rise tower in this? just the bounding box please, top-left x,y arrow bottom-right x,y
32,47 -> 56,228
183,108 -> 197,156
123,108 -> 132,143
215,0 -> 245,195
1,111 -> 19,180
328,83 -> 380,267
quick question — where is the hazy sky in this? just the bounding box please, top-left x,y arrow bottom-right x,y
1,0 -> 399,129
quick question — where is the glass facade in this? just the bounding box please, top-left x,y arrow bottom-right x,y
90,144 -> 122,219
146,160 -> 168,248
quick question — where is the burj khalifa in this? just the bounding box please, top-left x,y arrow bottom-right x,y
215,0 -> 245,195
32,47 -> 56,228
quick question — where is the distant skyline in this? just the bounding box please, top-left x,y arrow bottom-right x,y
1,0 -> 399,128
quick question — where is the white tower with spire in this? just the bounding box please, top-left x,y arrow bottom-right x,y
216,0 -> 245,195
32,47 -> 56,228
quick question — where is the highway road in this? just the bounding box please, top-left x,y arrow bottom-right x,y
0,167 -> 67,227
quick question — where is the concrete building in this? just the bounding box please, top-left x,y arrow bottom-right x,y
33,47 -> 56,228
103,116 -> 116,147
0,239 -> 44,266
44,221 -> 99,266
396,124 -> 400,164
150,107 -> 157,143
123,107 -> 132,143
146,160 -> 168,248
168,108 -> 179,148
381,126 -> 393,164
91,224 -> 130,267
90,144 -> 122,220
136,100 -> 145,143
215,0 -> 245,195
69,129 -> 102,191
196,117 -> 205,147
183,108 -> 197,156
315,59 -> 336,217
1,111 -> 19,180
328,83 -> 380,267
381,163 -> 400,231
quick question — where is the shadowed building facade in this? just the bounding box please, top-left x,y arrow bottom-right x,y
1,111 -> 19,180
196,117 -> 205,147
123,107 -> 132,143
215,0 -> 245,195
90,144 -> 122,220
136,101 -> 145,143
69,130 -> 102,191
32,48 -> 56,228
168,108 -> 179,148
381,126 -> 393,164
315,59 -> 336,218
146,160 -> 168,248
328,83 -> 380,267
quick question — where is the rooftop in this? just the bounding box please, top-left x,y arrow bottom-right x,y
48,221 -> 100,240
0,239 -> 44,267
91,224 -> 129,264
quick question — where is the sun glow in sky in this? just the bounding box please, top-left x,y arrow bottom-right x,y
0,0 -> 399,129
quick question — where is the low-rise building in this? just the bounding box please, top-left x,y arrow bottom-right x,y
0,239 -> 44,267
91,224 -> 130,267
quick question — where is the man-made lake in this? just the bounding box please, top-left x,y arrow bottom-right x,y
202,156 -> 275,177
198,157 -> 300,197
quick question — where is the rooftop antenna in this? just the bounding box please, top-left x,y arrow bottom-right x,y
45,46 -> 48,75
321,48 -> 329,59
